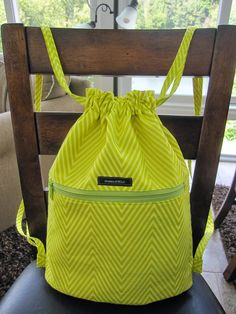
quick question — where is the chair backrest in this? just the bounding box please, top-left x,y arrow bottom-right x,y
2,24 -> 236,254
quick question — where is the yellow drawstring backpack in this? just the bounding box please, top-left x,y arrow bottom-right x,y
17,27 -> 213,305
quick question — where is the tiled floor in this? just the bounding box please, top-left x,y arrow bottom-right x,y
202,161 -> 236,314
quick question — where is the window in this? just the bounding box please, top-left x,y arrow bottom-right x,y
224,0 -> 236,157
222,121 -> 236,157
18,0 -> 90,27
0,0 -> 91,49
132,77 -> 209,96
136,0 -> 219,29
229,0 -> 236,97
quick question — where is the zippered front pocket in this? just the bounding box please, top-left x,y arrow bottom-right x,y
49,181 -> 185,203
46,180 -> 193,304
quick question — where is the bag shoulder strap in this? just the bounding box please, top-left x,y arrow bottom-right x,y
41,27 -> 87,106
191,76 -> 214,272
156,27 -> 197,108
16,201 -> 46,267
188,76 -> 203,177
34,74 -> 43,112
41,26 -> 196,110
193,209 -> 214,272
193,76 -> 203,116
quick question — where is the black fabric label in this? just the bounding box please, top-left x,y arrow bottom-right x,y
98,176 -> 132,187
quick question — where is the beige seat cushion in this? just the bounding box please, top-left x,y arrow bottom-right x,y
42,75 -> 71,100
41,94 -> 84,113
0,112 -> 21,232
31,75 -> 71,102
0,61 -> 8,113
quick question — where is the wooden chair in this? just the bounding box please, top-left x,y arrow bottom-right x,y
214,169 -> 236,282
214,169 -> 236,229
0,23 -> 235,314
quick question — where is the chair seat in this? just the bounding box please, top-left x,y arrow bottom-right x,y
0,261 -> 225,314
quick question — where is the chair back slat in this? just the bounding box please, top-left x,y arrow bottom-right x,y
26,27 -> 216,76
36,112 -> 203,159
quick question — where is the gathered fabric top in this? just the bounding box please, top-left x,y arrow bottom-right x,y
83,88 -> 157,115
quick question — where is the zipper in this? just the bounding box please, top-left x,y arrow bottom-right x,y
49,181 -> 184,203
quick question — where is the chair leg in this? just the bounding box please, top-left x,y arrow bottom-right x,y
214,169 -> 236,229
223,254 -> 236,282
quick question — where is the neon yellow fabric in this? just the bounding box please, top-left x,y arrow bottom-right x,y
193,209 -> 214,272
34,74 -> 43,112
15,27 -> 212,304
187,76 -> 203,178
193,76 -> 203,116
41,27 -> 87,107
16,75 -> 45,266
16,201 -> 45,267
156,27 -> 197,107
45,87 -> 193,304
187,159 -> 193,178
189,76 -> 214,272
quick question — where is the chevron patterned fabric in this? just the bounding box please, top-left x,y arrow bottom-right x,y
44,85 -> 193,304
46,189 -> 192,304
